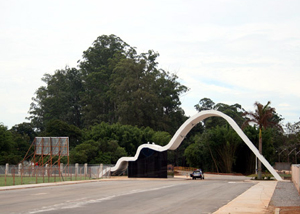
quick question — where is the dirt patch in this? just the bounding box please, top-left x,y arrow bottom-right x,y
277,207 -> 300,214
204,172 -> 244,176
266,206 -> 300,214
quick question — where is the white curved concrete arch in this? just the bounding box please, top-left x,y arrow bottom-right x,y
110,110 -> 282,181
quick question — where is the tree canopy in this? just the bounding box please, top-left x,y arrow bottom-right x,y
243,101 -> 283,179
1,34 -> 296,175
28,35 -> 188,134
195,97 -> 245,128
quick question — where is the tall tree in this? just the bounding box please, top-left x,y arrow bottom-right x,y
79,34 -> 136,126
194,97 -> 215,111
184,124 -> 241,173
208,125 -> 241,173
111,51 -> 188,133
10,122 -> 37,142
0,124 -> 22,164
28,34 -> 188,134
28,67 -> 83,130
243,101 -> 283,179
43,119 -> 82,149
195,98 -> 245,128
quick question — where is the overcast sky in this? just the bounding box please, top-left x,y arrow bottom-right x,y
1,0 -> 300,129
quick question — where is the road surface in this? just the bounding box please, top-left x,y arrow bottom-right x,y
0,177 -> 254,214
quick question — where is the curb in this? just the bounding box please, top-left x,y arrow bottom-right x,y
0,179 -> 101,191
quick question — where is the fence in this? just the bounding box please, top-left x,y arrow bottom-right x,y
291,164 -> 300,194
0,163 -> 112,186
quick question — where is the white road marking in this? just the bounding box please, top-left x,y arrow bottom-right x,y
25,184 -> 185,213
32,193 -> 47,196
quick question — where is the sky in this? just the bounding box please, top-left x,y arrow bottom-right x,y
1,0 -> 300,129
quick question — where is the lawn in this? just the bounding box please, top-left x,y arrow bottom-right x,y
247,172 -> 291,180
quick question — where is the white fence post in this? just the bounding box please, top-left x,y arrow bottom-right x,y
60,163 -> 64,176
5,163 -> 9,175
45,164 -> 48,176
99,164 -> 103,178
75,163 -> 79,177
84,163 -> 88,177
18,163 -> 22,177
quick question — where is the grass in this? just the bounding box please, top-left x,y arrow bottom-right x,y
0,175 -> 94,186
247,172 -> 292,180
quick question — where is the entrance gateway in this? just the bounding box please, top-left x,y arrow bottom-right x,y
109,110 -> 283,181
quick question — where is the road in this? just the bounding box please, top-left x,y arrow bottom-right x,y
0,176 -> 254,214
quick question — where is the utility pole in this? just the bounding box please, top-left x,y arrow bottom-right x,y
288,148 -> 296,163
295,150 -> 300,164
278,148 -> 287,162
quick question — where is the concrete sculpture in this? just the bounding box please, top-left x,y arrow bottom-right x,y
110,110 -> 282,181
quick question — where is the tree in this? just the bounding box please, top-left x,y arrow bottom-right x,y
28,67 -> 83,131
276,122 -> 300,164
184,136 -> 209,170
243,101 -> 283,179
43,119 -> 82,149
10,122 -> 37,142
0,124 -> 22,164
184,124 -> 242,173
28,34 -> 188,133
79,34 -> 135,126
194,98 -> 245,129
70,140 -> 100,164
202,125 -> 241,173
9,122 -> 36,162
194,97 -> 215,111
110,51 -> 188,133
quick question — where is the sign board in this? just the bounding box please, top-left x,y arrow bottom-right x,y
35,137 -> 69,156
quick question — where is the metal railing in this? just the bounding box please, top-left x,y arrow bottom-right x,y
0,163 -> 111,186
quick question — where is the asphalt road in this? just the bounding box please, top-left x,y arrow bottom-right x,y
0,177 -> 254,214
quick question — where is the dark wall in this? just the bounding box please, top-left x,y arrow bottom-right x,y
128,148 -> 167,178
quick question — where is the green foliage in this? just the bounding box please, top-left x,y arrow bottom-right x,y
151,131 -> 172,146
243,101 -> 283,179
28,67 -> 84,131
0,124 -> 13,152
189,98 -> 286,174
70,140 -> 100,163
43,119 -> 82,148
235,125 -> 258,174
28,34 -> 188,134
10,122 -> 37,142
24,34 -> 188,166
195,98 -> 245,128
184,142 -> 206,169
0,124 -> 25,164
194,97 -> 215,111
1,35 -> 292,176
243,101 -> 283,132
69,122 -> 171,164
204,125 -> 242,173
73,139 -> 118,164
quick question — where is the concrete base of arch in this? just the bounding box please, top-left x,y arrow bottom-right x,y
109,110 -> 282,181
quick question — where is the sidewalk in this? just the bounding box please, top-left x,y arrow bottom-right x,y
213,180 -> 278,214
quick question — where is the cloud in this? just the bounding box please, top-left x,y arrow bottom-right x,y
1,0 -> 300,128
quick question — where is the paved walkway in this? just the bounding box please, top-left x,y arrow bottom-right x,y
268,181 -> 300,214
213,180 -> 278,214
270,181 -> 300,207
